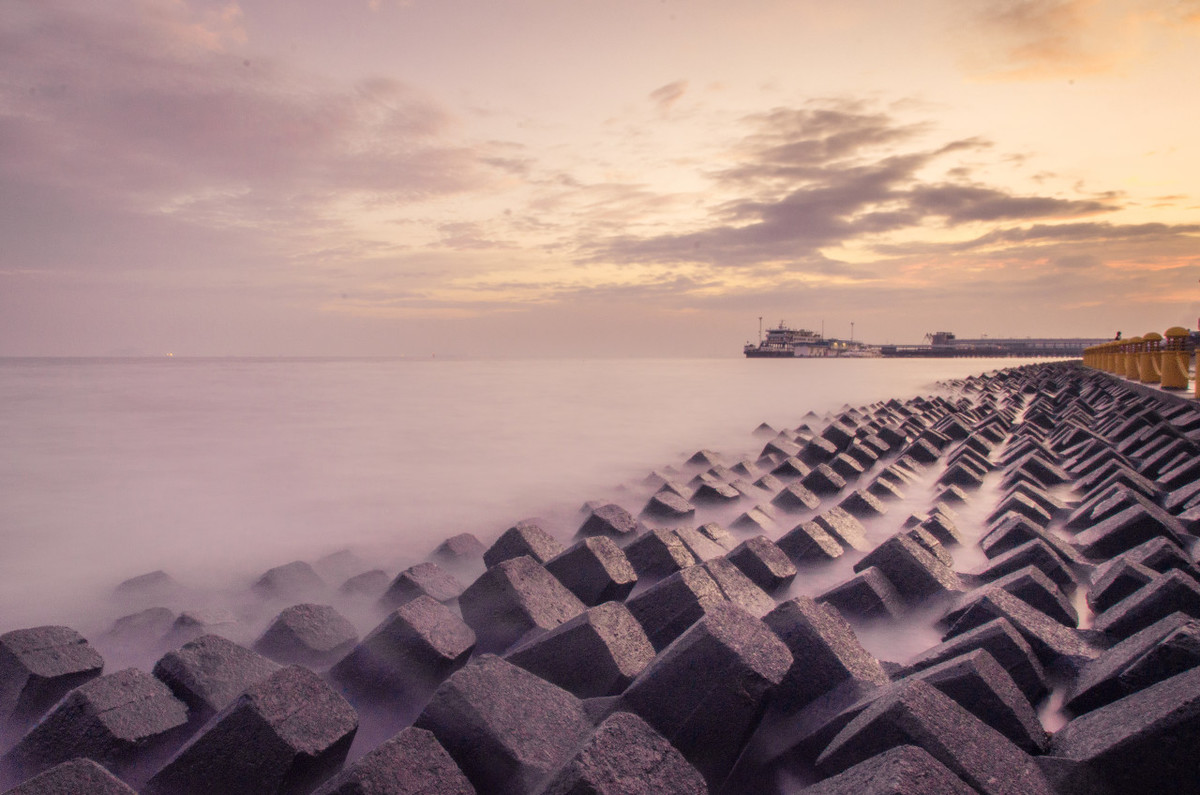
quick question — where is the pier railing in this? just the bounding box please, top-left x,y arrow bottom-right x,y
1082,327 -> 1194,394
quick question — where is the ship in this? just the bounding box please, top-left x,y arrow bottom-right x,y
743,320 -> 878,358
878,331 -> 1110,358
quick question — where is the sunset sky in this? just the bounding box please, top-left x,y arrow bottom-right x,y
2,0 -> 1199,356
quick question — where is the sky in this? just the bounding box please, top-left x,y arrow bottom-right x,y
2,0 -> 1199,357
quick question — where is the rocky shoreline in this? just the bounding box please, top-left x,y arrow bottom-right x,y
4,360 -> 1200,793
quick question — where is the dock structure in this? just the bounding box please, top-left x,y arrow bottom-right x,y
7,361 -> 1200,792
880,332 -> 1110,358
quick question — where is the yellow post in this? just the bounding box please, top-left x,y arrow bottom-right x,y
1162,327 -> 1190,390
1122,337 -> 1141,379
1140,331 -> 1162,383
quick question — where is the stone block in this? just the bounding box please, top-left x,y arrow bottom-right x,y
976,539 -> 1078,591
828,453 -> 866,482
770,457 -> 812,482
378,562 -> 465,611
626,566 -> 727,651
691,481 -> 742,505
853,534 -> 965,606
816,679 -> 1054,795
4,758 -> 137,795
937,462 -> 985,490
1050,665 -> 1200,794
640,491 -> 696,521
0,626 -> 104,735
163,609 -> 238,646
903,649 -> 1047,753
1087,559 -> 1157,614
483,520 -> 566,568
458,555 -> 586,654
577,505 -> 645,543
104,608 -> 177,648
900,619 -> 1048,704
414,655 -> 593,795
812,507 -> 869,552
866,476 -> 905,502
702,558 -> 775,618
330,596 -> 475,705
623,529 -> 697,581
339,569 -> 390,598
1091,569 -> 1200,640
775,521 -> 844,564
113,571 -> 183,607
253,603 -> 358,669
311,726 -> 473,795
801,465 -> 846,498
771,482 -> 822,513
919,512 -> 964,546
817,568 -> 905,622
545,536 -> 637,606
904,527 -> 953,568
726,536 -> 797,594
153,634 -> 280,729
800,437 -> 839,466
144,665 -> 358,795
4,668 -> 189,785
251,561 -> 327,602
943,565 -> 1077,629
1073,503 -> 1187,560
730,506 -> 778,534
622,602 -> 792,787
535,711 -> 707,795
942,590 -> 1099,674
987,493 -> 1053,528
763,596 -> 889,710
838,490 -> 887,519
674,525 -> 728,560
800,745 -> 976,795
506,602 -> 654,699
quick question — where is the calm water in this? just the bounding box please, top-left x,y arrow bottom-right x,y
0,355 -> 1048,630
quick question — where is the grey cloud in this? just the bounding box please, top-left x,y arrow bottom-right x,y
907,183 -> 1114,223
649,80 -> 687,112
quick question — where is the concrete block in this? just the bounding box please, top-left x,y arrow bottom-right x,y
674,525 -> 729,560
800,745 -> 975,795
4,758 -> 137,795
1091,569 -> 1200,640
976,539 -> 1079,591
4,668 -> 189,785
577,505 -> 645,543
1074,503 -> 1187,560
775,521 -> 844,565
622,602 -> 792,787
378,562 -> 465,611
770,457 -> 812,482
901,619 -> 1048,704
414,655 -> 593,795
806,508 -> 866,553
730,506 -> 778,534
338,570 -> 390,598
458,555 -> 586,654
1087,559 -> 1157,614
483,520 -> 566,568
702,558 -> 776,618
817,568 -> 905,622
944,565 -> 1077,629
1050,665 -> 1200,794
0,627 -> 104,735
838,490 -> 887,519
311,726 -> 473,795
623,529 -> 697,582
251,561 -> 327,602
545,536 -> 637,606
253,604 -> 358,669
626,566 -> 727,651
763,596 -> 889,710
144,665 -> 358,795
726,536 -> 797,594
904,527 -> 953,568
153,634 -> 280,729
506,602 -> 654,699
771,483 -> 822,514
641,491 -> 696,521
330,596 -> 475,705
801,465 -> 846,498
853,534 -> 965,606
942,590 -> 1099,674
816,679 -> 1054,795
691,481 -> 742,505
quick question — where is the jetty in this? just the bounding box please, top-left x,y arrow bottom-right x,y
4,359 -> 1200,793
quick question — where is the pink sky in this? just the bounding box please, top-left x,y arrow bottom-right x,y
2,0 -> 1199,356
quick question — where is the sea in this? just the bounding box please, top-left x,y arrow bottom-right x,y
0,355 -> 1053,644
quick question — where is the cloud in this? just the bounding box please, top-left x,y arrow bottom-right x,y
957,0 -> 1200,80
649,80 -> 688,113
585,101 -> 1122,271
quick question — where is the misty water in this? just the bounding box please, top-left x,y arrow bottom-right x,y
0,355 -> 1052,667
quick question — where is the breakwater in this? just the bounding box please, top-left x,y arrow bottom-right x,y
2,360 -> 1200,793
